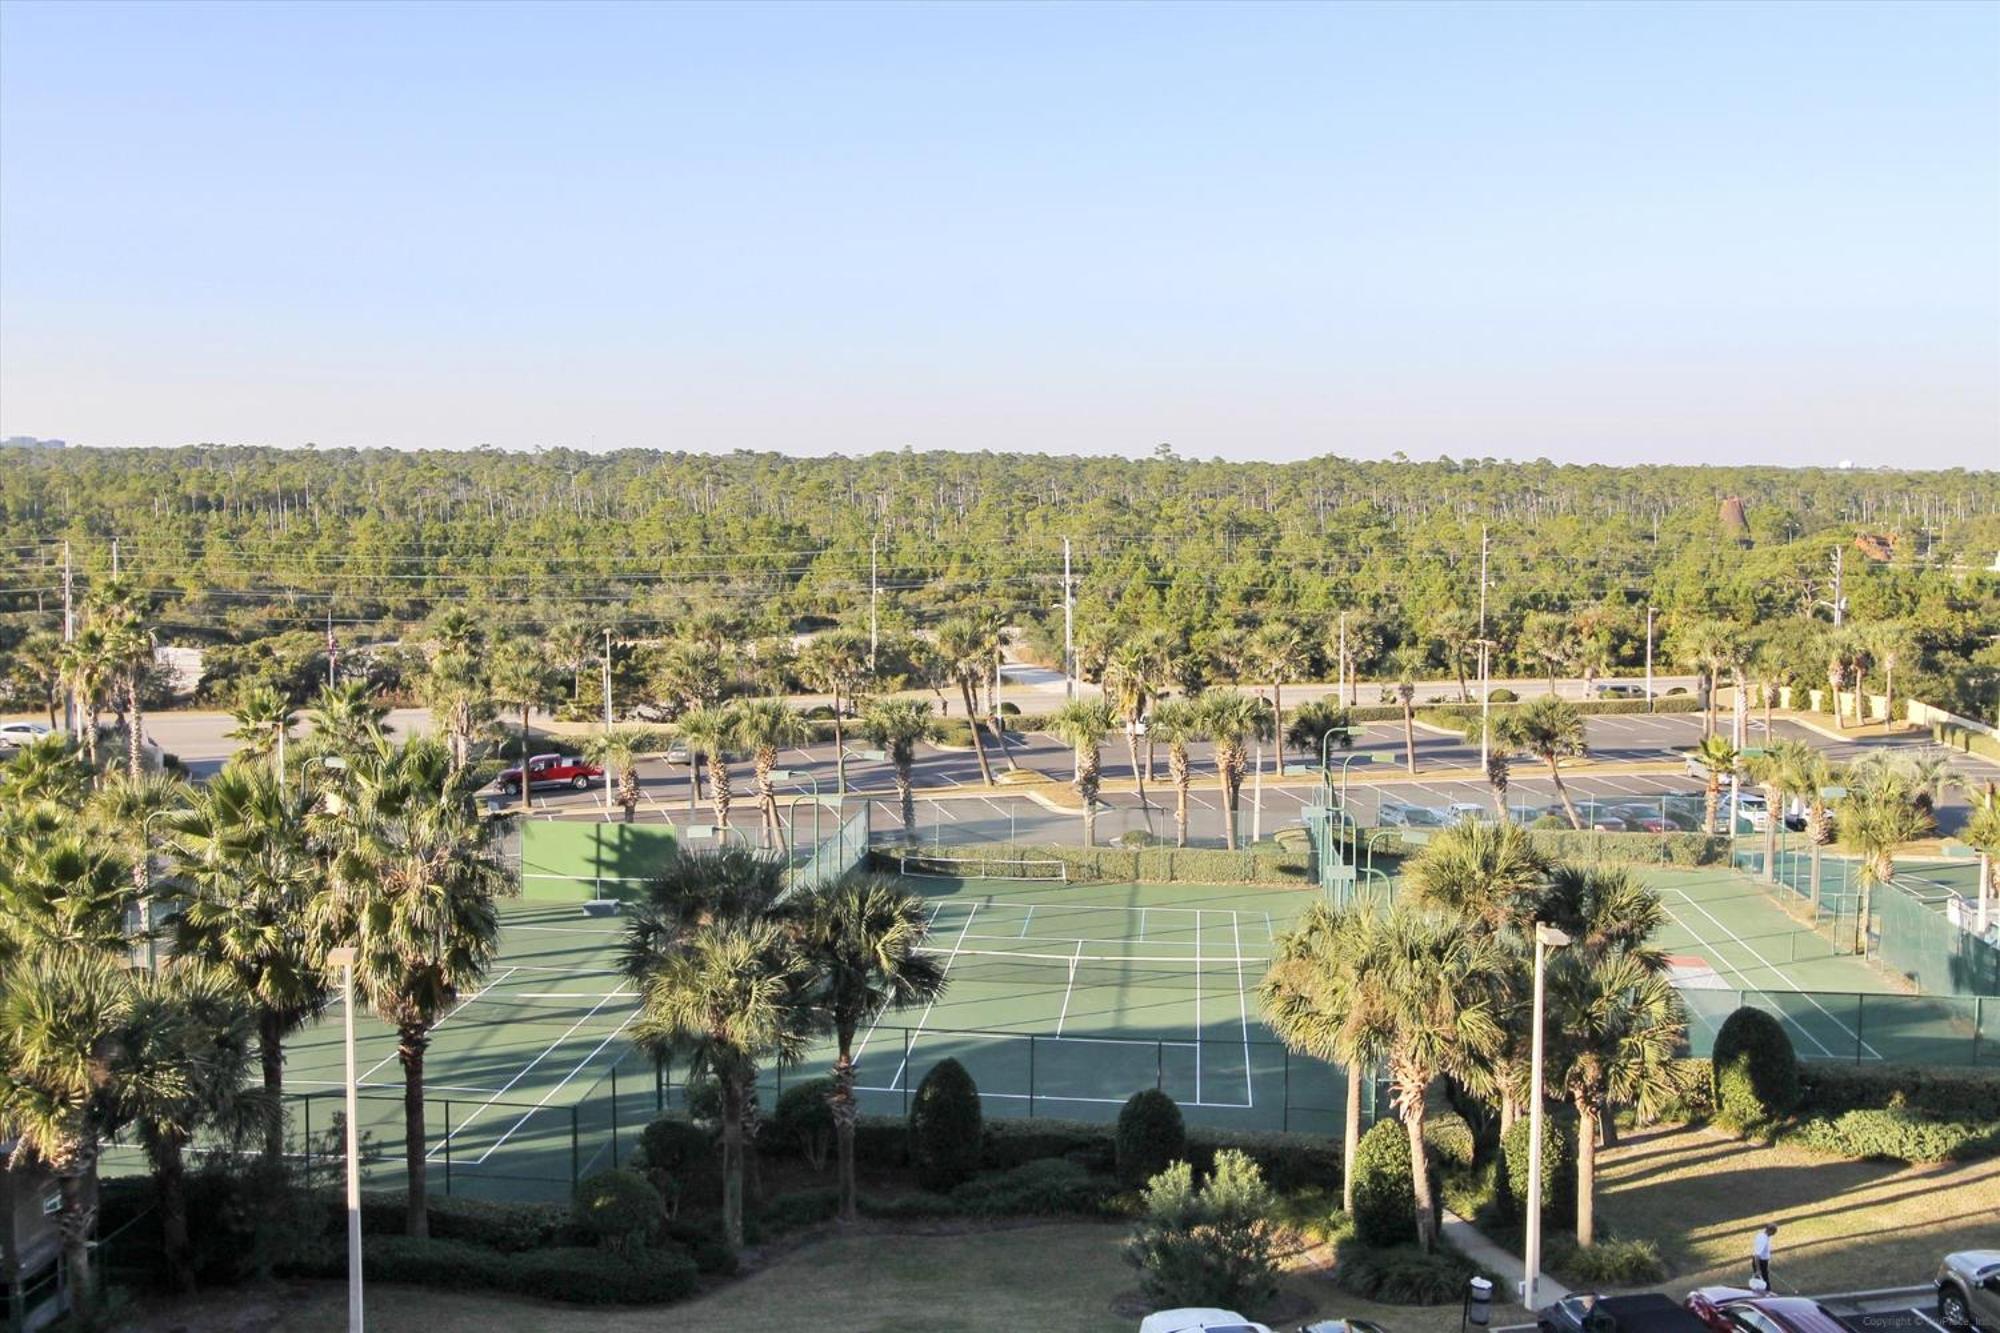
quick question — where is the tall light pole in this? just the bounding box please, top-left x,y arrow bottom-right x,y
602,629 -> 615,816
1524,921 -> 1571,1312
1063,537 -> 1075,702
1478,528 -> 1491,767
869,534 -> 880,673
1644,606 -> 1655,714
327,945 -> 364,1332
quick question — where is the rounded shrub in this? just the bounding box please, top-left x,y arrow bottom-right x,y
772,1078 -> 836,1171
1350,1119 -> 1417,1247
1501,1114 -> 1576,1231
1115,1089 -> 1187,1187
1712,1006 -> 1801,1130
1489,687 -> 1519,703
909,1058 -> 984,1191
572,1169 -> 665,1253
635,1117 -> 716,1214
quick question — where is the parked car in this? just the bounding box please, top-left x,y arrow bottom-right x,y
1938,1250 -> 2000,1331
1593,682 -> 1649,699
1138,1310 -> 1273,1333
1541,1293 -> 1713,1333
495,753 -> 603,793
1684,1288 -> 1852,1333
665,741 -> 690,764
1445,802 -> 1492,823
1379,804 -> 1448,828
0,720 -> 52,751
1604,804 -> 1673,833
1729,792 -> 1771,832
1301,1322 -> 1390,1333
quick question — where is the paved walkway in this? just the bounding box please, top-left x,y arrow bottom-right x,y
1441,1208 -> 1571,1311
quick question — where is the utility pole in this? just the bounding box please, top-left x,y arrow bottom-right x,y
602,629 -> 615,815
1478,526 -> 1490,770
111,537 -> 119,577
868,534 -> 879,673
1063,537 -> 1075,702
1831,545 -> 1846,626
1644,606 -> 1655,713
61,541 -> 75,736
1338,612 -> 1348,710
326,605 -> 338,688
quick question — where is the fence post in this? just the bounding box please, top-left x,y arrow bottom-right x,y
1156,1040 -> 1163,1091
571,1107 -> 580,1189
611,1063 -> 620,1168
1028,1036 -> 1036,1118
303,1094 -> 313,1180
444,1100 -> 453,1195
1281,1048 -> 1290,1133
656,1054 -> 665,1114
902,1029 -> 912,1117
1975,998 -> 1984,1068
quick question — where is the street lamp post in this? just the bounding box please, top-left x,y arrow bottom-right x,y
1644,607 -> 1655,714
1524,921 -> 1572,1313
326,945 -> 363,1332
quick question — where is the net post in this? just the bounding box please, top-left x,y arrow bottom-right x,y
1028,1035 -> 1036,1118
443,1099 -> 453,1195
611,1063 -> 620,1167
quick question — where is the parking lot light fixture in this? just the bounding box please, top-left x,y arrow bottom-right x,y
326,945 -> 363,1332
1525,921 -> 1571,1312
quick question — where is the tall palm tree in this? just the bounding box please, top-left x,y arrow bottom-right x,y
651,638 -> 730,714
1492,696 -> 1589,830
1103,639 -> 1159,801
631,920 -> 816,1247
8,628 -> 65,731
1517,612 -> 1577,696
1836,766 -> 1934,956
1745,743 -> 1808,884
789,875 -> 947,1219
736,699 -> 811,848
934,617 -> 998,787
1253,620 -> 1311,777
862,699 -> 937,840
168,762 -> 326,1165
1258,899 -> 1394,1214
1403,821 -> 1551,936
491,637 -> 558,813
225,683 -> 298,778
1197,690 -> 1268,851
1384,650 -> 1420,775
310,735 -> 505,1237
301,679 -> 391,760
58,622 -> 116,777
584,727 -> 651,823
799,630 -> 870,795
1543,951 -> 1685,1245
422,640 -> 492,773
1149,697 -> 1202,848
1048,699 -> 1116,846
1862,622 -> 1911,731
1570,606 -> 1617,700
89,769 -> 188,968
1688,734 -> 1739,836
677,703 -> 742,833
0,830 -> 138,966
1375,905 -> 1508,1251
1428,607 -> 1478,704
1790,748 -> 1840,910
99,606 -> 156,781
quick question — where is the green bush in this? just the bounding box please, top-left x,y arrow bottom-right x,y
352,1191 -> 564,1252
952,1159 -> 1116,1217
1488,688 -> 1519,703
571,1170 -> 666,1253
853,1114 -> 910,1167
1552,1237 -> 1668,1285
634,1117 -> 717,1214
910,1058 -> 984,1190
1350,1120 -> 1417,1247
1501,1115 -> 1575,1231
1423,1112 -> 1477,1171
1798,1064 -> 2000,1123
362,1236 -> 512,1291
772,1078 -> 836,1171
511,1246 -> 699,1304
1116,1090 -> 1188,1187
663,1219 -> 738,1275
984,1118 -> 1112,1172
857,1192 -> 965,1221
1125,1152 -> 1278,1310
1785,1109 -> 2000,1163
1334,1239 -> 1490,1304
750,1187 -> 842,1236
1184,1126 -> 1343,1194
1712,1007 -> 1801,1130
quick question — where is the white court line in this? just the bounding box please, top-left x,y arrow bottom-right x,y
1054,939 -> 1083,1036
854,902 -> 943,1065
1018,906 -> 1034,939
1233,911 -> 1253,1108
967,898 -> 1211,915
1138,908 -> 1146,941
427,988 -> 634,1160
887,903 -> 980,1091
293,1078 -> 505,1096
1658,901 -> 1835,1058
1265,912 -> 1275,942
473,1009 -> 643,1165
1672,888 -> 1872,1064
1193,909 -> 1203,1105
515,991 -> 638,1000
357,966 -> 519,1085
851,1085 -> 1250,1110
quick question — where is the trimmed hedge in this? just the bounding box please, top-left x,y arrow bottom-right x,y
1712,1007 -> 1801,1130
572,1170 -> 666,1252
1334,1238 -> 1492,1304
1350,827 -> 1728,868
353,1191 -> 564,1252
1117,1090 -> 1188,1187
1350,1120 -> 1417,1247
910,1058 -> 984,1190
983,1118 -> 1114,1173
952,1158 -> 1118,1217
1798,1064 -> 2000,1123
1500,1115 -> 1576,1231
1786,1109 -> 2000,1164
359,1236 -> 698,1306
1552,1237 -> 1668,1285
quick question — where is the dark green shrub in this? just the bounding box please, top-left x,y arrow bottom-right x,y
1489,688 -> 1519,703
1712,1007 -> 1800,1130
572,1169 -> 666,1252
1551,1237 -> 1668,1285
1798,1064 -> 2000,1123
909,1058 -> 984,1191
1423,1112 -> 1476,1171
1501,1115 -> 1576,1231
1184,1126 -> 1343,1194
750,1187 -> 842,1236
772,1078 -> 836,1171
663,1219 -> 737,1275
1116,1089 -> 1188,1187
635,1117 -> 716,1215
1350,1120 -> 1416,1247
1125,1151 -> 1278,1310
853,1114 -> 910,1167
1335,1239 -> 1491,1304
362,1237 -> 511,1290
511,1246 -> 699,1304
952,1159 -> 1115,1217
1785,1109 -> 2000,1163
984,1118 -> 1112,1172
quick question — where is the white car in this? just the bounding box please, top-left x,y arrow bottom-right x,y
1445,802 -> 1492,823
1138,1310 -> 1273,1333
0,720 -> 52,752
1730,791 -> 1770,832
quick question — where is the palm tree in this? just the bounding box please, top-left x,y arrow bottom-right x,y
1460,714 -> 1516,823
1790,747 -> 1840,910
0,830 -> 138,966
225,683 -> 297,778
310,735 -> 505,1237
8,628 -> 65,730
934,617 -> 998,787
1286,699 -> 1352,772
789,875 -> 948,1219
1688,734 -> 1739,836
302,679 -> 391,760
422,641 -> 492,773
98,605 -> 156,781
1197,690 -> 1268,851
651,638 -> 729,714
1570,606 -> 1617,700
1384,650 -> 1420,775
798,630 -> 870,795
58,622 -> 116,777
584,727 -> 652,822
1428,607 -> 1478,704
1862,622 -> 1911,731
1823,628 -> 1865,731
1492,696 -> 1589,830
1253,620 -> 1311,778
1745,742 -> 1810,884
167,762 -> 326,1165
490,637 -> 558,813
89,769 -> 188,968
0,733 -> 91,812
1517,612 -> 1577,696
862,699 -> 937,840
1403,821 -> 1551,936
1103,639 -> 1159,800
1837,766 -> 1934,955
736,699 -> 811,848
123,963 -> 269,1293
677,704 -> 742,833
1543,951 -> 1685,1245
1375,905 -> 1508,1251
1149,698 -> 1201,848
1048,699 -> 1116,846
632,920 -> 815,1247
1258,898 -> 1394,1214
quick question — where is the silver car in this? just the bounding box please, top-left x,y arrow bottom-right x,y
1938,1250 -> 2000,1331
0,720 -> 51,752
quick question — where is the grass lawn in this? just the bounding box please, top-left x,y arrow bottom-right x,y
1599,1123 -> 2000,1293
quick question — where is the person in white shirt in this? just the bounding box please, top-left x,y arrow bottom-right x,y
1751,1222 -> 1777,1288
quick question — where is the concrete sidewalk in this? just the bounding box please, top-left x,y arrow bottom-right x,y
1442,1208 -> 1570,1312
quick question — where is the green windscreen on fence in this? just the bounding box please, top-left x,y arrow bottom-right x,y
520,820 -> 677,902
1875,884 -> 2000,997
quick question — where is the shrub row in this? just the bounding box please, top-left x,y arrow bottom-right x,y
748,1160 -> 1119,1238
1348,827 -> 1728,868
359,1236 -> 698,1305
1334,1238 -> 1492,1304
1551,1237 -> 1669,1285
1798,1064 -> 2000,1123
349,1191 -> 566,1252
873,842 -> 1309,885
1785,1109 -> 2000,1164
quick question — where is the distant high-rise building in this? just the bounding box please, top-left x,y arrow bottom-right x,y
1,436 -> 66,449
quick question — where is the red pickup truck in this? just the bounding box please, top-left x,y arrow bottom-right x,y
497,753 -> 603,793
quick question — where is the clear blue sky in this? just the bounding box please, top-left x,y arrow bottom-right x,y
2,0 -> 1995,465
